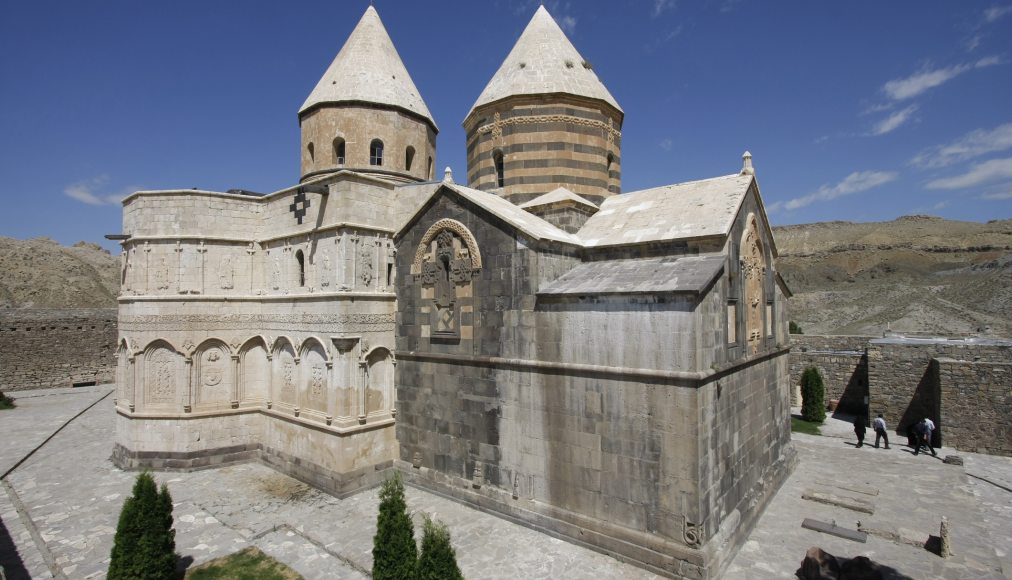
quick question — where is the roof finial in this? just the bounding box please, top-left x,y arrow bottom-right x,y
740,151 -> 754,176
443,166 -> 454,184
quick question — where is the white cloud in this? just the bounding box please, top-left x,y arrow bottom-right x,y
927,157 -> 1012,189
911,123 -> 1012,168
870,105 -> 918,135
985,5 -> 1012,22
658,138 -> 673,151
980,190 -> 1012,200
558,14 -> 577,34
782,171 -> 898,211
653,0 -> 676,18
63,176 -> 138,206
813,135 -> 829,145
881,57 -> 1001,101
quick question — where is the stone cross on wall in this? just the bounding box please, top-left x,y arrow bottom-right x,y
289,191 -> 311,224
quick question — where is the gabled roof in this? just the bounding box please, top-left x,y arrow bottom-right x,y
466,6 -> 622,121
578,174 -> 756,248
518,187 -> 599,212
396,182 -> 581,246
539,255 -> 725,295
299,6 -> 436,130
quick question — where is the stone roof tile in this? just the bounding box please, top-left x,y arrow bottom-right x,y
539,255 -> 725,295
518,187 -> 599,211
300,6 -> 436,129
466,5 -> 622,121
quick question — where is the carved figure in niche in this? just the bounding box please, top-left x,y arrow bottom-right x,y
359,241 -> 374,287
218,255 -> 234,289
154,257 -> 170,290
311,365 -> 324,397
282,360 -> 295,395
321,252 -> 331,287
421,228 -> 478,336
202,348 -> 224,386
740,217 -> 766,356
148,350 -> 175,403
271,254 -> 281,290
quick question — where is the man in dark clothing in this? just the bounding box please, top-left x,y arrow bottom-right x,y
872,414 -> 890,449
913,419 -> 936,456
854,416 -> 867,448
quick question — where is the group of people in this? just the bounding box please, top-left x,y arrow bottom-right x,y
853,414 -> 937,456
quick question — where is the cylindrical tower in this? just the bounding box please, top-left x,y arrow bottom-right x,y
298,7 -> 437,183
463,6 -> 623,206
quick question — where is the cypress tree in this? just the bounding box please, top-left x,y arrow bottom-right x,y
417,515 -> 464,580
108,472 -> 176,579
372,472 -> 417,580
800,366 -> 826,423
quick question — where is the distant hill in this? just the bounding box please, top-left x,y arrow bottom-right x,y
773,216 -> 1012,338
2,216 -> 1010,338
0,237 -> 119,309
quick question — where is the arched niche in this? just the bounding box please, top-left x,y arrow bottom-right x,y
116,339 -> 134,408
272,338 -> 298,407
239,336 -> 269,403
194,339 -> 232,408
365,347 -> 394,415
412,219 -> 482,340
141,340 -> 182,410
300,338 -> 330,414
740,213 -> 766,356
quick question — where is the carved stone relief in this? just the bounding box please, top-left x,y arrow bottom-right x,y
359,240 -> 374,288
218,255 -> 234,290
416,221 -> 481,338
740,215 -> 766,356
146,348 -> 175,405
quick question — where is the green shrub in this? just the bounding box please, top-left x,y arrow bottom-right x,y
417,515 -> 464,580
800,366 -> 826,423
372,472 -> 417,580
0,391 -> 14,410
788,321 -> 803,334
108,472 -> 176,579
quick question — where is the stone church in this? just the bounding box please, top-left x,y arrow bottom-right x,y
111,6 -> 794,578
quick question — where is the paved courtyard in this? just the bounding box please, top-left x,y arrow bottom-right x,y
1,386 -> 1009,579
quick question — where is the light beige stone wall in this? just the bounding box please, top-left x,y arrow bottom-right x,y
464,95 -> 622,206
300,105 -> 436,182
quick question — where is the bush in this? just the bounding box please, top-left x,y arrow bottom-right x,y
800,367 -> 826,423
108,472 -> 176,579
0,391 -> 14,410
372,472 -> 417,580
789,321 -> 803,334
417,515 -> 464,580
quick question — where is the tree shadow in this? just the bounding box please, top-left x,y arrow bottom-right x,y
0,515 -> 30,580
173,554 -> 194,579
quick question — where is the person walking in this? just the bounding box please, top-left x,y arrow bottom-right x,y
872,414 -> 890,449
854,415 -> 867,448
924,417 -> 937,455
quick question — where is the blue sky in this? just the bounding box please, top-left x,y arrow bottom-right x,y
1,1 -> 1010,252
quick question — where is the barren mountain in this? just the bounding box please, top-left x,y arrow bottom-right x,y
0,237 -> 119,309
773,216 -> 1012,338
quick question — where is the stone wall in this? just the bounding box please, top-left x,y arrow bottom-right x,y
0,308 -> 117,391
936,358 -> 1012,456
788,335 -> 873,412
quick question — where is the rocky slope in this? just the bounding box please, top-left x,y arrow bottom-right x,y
773,216 -> 1012,338
0,237 -> 119,309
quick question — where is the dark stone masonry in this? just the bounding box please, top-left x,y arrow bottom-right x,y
0,308 -> 117,391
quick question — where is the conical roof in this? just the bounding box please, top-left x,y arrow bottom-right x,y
466,6 -> 622,121
300,6 -> 436,130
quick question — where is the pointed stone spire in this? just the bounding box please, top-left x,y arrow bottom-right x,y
466,5 -> 622,120
300,6 -> 436,129
741,151 -> 755,176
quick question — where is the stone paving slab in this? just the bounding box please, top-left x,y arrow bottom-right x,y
1,391 -> 1009,579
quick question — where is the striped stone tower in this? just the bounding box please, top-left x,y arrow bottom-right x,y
463,6 -> 624,206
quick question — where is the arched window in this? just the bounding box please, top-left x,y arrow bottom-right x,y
370,139 -> 384,166
307,142 -> 315,163
405,146 -> 415,171
295,250 -> 305,287
493,150 -> 504,188
333,138 -> 345,165
606,152 -> 615,176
